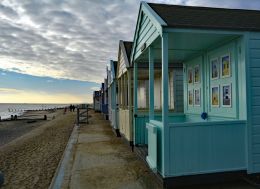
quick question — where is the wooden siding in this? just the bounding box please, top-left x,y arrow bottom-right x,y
134,12 -> 160,60
183,39 -> 245,119
118,49 -> 127,78
119,109 -> 131,141
248,33 -> 260,173
173,68 -> 184,112
168,121 -> 246,176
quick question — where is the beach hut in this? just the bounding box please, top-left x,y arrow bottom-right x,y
117,40 -> 134,145
100,82 -> 109,120
107,60 -> 120,135
131,1 -> 260,186
93,91 -> 101,112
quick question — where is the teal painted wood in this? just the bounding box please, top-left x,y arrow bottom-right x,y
149,119 -> 246,177
149,47 -> 155,120
135,115 -> 149,145
183,39 -> 246,119
174,69 -> 184,112
184,56 -> 205,114
133,62 -> 138,145
131,2 -> 164,62
134,15 -> 159,60
169,121 -> 246,177
112,82 -> 118,129
247,32 -> 260,173
142,2 -> 167,34
134,113 -> 166,145
146,122 -> 157,172
134,113 -> 185,145
162,32 -> 170,176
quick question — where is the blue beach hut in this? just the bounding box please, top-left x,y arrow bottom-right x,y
131,1 -> 260,186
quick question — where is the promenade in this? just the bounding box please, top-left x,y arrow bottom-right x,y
51,110 -> 162,189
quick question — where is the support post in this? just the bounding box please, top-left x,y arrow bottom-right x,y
128,69 -> 133,144
133,62 -> 138,145
124,74 -> 127,109
149,46 -> 155,121
77,108 -> 79,125
118,77 -> 121,108
162,32 -> 169,176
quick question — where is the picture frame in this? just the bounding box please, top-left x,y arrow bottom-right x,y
211,85 -> 219,107
194,65 -> 200,83
221,53 -> 231,78
188,89 -> 193,106
187,67 -> 193,84
211,57 -> 219,80
222,84 -> 232,107
194,88 -> 201,106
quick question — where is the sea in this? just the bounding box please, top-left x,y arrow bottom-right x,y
0,103 -> 68,120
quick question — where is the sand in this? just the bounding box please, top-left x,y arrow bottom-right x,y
0,110 -> 58,147
0,110 -> 76,189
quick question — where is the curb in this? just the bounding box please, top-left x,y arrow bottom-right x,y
48,124 -> 79,189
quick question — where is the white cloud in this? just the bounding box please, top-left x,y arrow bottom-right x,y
0,0 -> 259,83
91,86 -> 100,91
0,87 -> 21,93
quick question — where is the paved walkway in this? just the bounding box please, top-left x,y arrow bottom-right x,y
53,110 -> 162,189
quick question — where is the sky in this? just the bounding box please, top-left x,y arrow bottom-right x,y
0,0 -> 260,103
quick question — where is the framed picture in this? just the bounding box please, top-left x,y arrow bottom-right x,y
211,86 -> 219,107
187,67 -> 193,84
194,65 -> 200,83
222,84 -> 232,107
221,54 -> 231,78
188,90 -> 193,106
211,58 -> 219,80
194,88 -> 201,106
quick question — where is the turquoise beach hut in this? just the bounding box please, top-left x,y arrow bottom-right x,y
131,1 -> 260,186
108,60 -> 120,135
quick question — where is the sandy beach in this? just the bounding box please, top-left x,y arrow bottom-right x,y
0,109 -> 76,189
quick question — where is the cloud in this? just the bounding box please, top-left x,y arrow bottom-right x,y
0,0 -> 259,83
91,86 -> 100,91
0,87 -> 21,93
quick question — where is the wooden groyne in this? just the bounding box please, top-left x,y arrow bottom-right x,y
0,108 -> 62,122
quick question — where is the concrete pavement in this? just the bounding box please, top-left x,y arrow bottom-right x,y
51,110 -> 162,189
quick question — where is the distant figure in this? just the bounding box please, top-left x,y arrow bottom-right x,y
69,104 -> 73,112
64,107 -> 67,114
72,105 -> 75,112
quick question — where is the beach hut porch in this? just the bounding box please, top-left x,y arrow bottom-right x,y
133,30 -> 248,178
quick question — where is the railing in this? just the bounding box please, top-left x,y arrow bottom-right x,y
77,104 -> 91,124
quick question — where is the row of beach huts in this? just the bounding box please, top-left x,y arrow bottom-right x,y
93,1 -> 260,186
